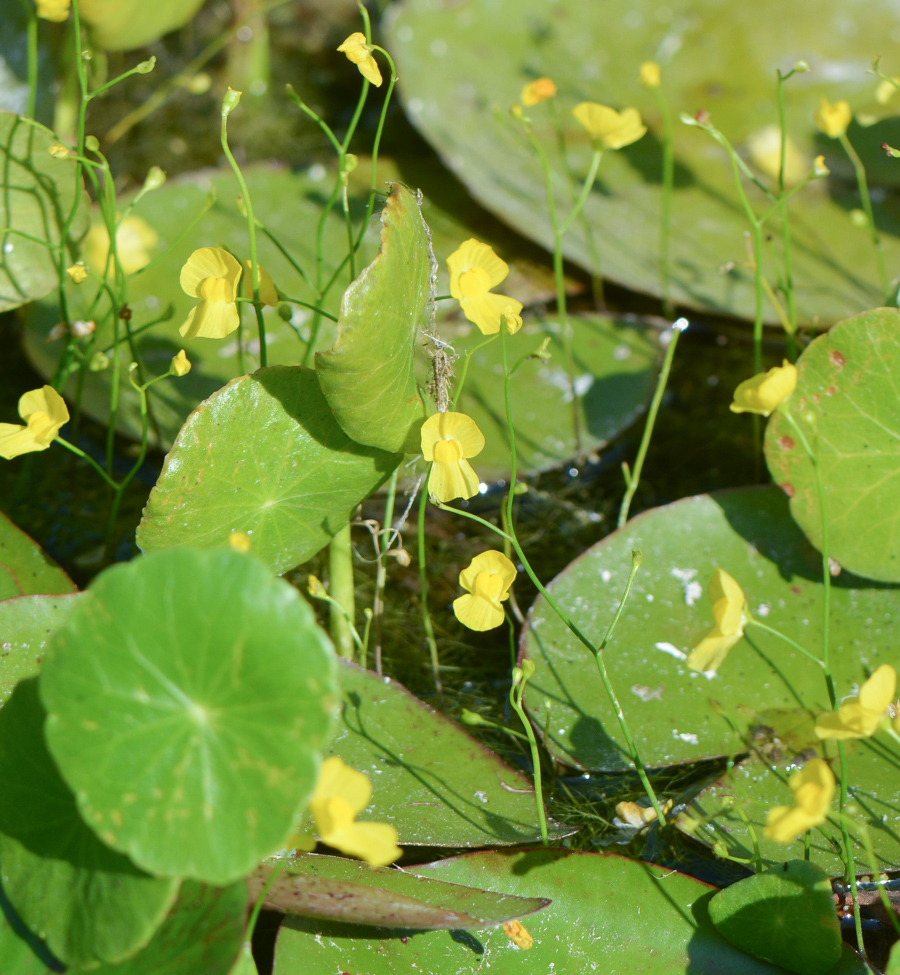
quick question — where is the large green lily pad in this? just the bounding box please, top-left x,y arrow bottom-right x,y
273,849 -> 868,974
80,0 -> 206,52
0,510 -> 75,601
0,678 -> 180,969
250,853 -> 549,928
682,729 -> 900,876
0,594 -> 80,707
520,486 -> 900,770
445,314 -> 659,478
766,307 -> 900,583
297,659 -> 563,847
316,183 -> 432,453
136,367 -> 401,574
0,112 -> 88,312
0,872 -> 63,975
386,0 -> 900,322
39,547 -> 338,885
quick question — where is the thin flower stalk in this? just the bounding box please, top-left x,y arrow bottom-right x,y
646,80 -> 675,317
839,131 -> 888,298
371,467 -> 399,675
417,481 -> 443,699
775,68 -> 799,356
508,663 -> 549,846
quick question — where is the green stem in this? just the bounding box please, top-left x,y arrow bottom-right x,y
372,468 -> 399,676
55,437 -> 118,490
839,131 -> 888,298
746,619 -> 824,669
617,319 -> 685,528
451,335 -> 498,410
837,741 -> 866,957
775,70 -> 798,356
509,672 -> 549,846
328,524 -> 356,660
417,478 -> 443,698
25,7 -> 38,120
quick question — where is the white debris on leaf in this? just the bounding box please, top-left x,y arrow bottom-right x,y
655,641 -> 687,660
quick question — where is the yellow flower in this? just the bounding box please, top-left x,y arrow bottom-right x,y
686,568 -> 747,673
421,411 -> 485,504
0,386 -> 69,460
179,247 -> 243,340
170,350 -> 191,377
337,32 -> 382,87
876,78 -> 900,105
746,126 -> 809,186
85,215 -> 158,277
228,530 -> 252,553
503,920 -> 534,950
66,264 -> 88,284
729,360 -> 797,416
309,757 -> 401,867
453,551 -> 517,631
815,665 -> 897,740
815,98 -> 852,139
35,0 -> 70,21
764,758 -> 835,844
521,78 -> 557,107
639,62 -> 661,89
614,798 -> 674,829
447,239 -> 523,335
573,102 -> 647,149
241,261 -> 279,306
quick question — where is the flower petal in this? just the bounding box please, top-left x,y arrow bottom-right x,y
815,666 -> 896,740
180,247 -> 243,299
730,360 -> 797,416
428,457 -> 481,503
18,386 -> 68,427
453,592 -> 505,631
420,412 -> 485,460
460,291 -> 524,335
447,239 -> 510,293
312,756 -> 371,818
708,568 -> 746,636
323,820 -> 401,867
241,261 -> 279,306
179,299 -> 241,340
686,630 -> 741,673
764,804 -> 817,844
0,423 -> 45,460
459,550 -> 517,594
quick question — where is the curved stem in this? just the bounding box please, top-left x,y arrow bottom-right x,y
418,477 -> 442,698
509,672 -> 549,846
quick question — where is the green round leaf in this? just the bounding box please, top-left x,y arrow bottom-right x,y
448,314 -> 660,478
40,547 -> 339,885
0,510 -> 75,599
0,678 -> 179,968
0,874 -> 63,974
273,849 -> 835,974
520,486 -> 900,770
82,0 -> 206,51
708,861 -> 841,975
0,112 -> 89,312
766,308 -> 900,583
136,367 -> 401,574
386,0 -> 900,322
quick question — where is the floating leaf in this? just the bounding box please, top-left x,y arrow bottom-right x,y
273,849 -> 866,974
0,510 -> 75,600
39,547 -> 338,885
136,367 -> 401,573
520,487 -> 900,770
316,183 -> 432,453
80,0 -> 206,52
708,861 -> 841,975
249,853 -> 549,928
0,873 -> 63,974
298,660 -> 565,848
766,308 -> 900,583
0,594 -> 80,706
0,112 -> 89,312
0,678 -> 179,968
386,0 -> 900,322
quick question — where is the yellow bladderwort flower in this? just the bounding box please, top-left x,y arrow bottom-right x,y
763,758 -> 835,844
0,386 -> 69,460
639,62 -> 661,89
686,568 -> 747,673
421,411 -> 485,504
447,239 -> 524,335
503,920 -> 534,950
815,665 -> 897,740
573,102 -> 647,149
814,97 -> 852,139
66,263 -> 88,284
85,215 -> 159,276
241,261 -> 278,306
35,0 -> 70,21
521,78 -> 557,107
729,360 -> 797,416
337,32 -> 383,88
453,551 -> 517,631
170,350 -> 191,377
309,757 -> 401,867
179,247 -> 243,340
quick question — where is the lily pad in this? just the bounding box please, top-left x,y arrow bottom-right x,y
249,853 -> 549,928
136,367 -> 401,574
766,307 -> 900,583
0,593 -> 80,707
0,510 -> 75,600
682,730 -> 900,876
80,0 -> 207,52
300,660 -> 563,848
0,873 -> 63,974
446,314 -> 660,478
0,678 -> 180,969
0,112 -> 89,311
39,547 -> 338,885
273,849 -> 858,974
316,183 -> 432,454
520,486 -> 900,770
386,0 -> 900,322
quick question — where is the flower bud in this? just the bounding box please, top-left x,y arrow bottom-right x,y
142,166 -> 166,192
222,87 -> 243,118
84,135 -> 100,153
135,57 -> 157,75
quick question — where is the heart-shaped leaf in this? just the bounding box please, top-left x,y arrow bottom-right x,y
40,547 -> 338,885
766,307 -> 900,583
250,853 -> 549,928
136,367 -> 401,574
316,183 -> 432,453
0,511 -> 75,600
0,678 -> 179,969
708,861 -> 841,975
520,486 -> 900,770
